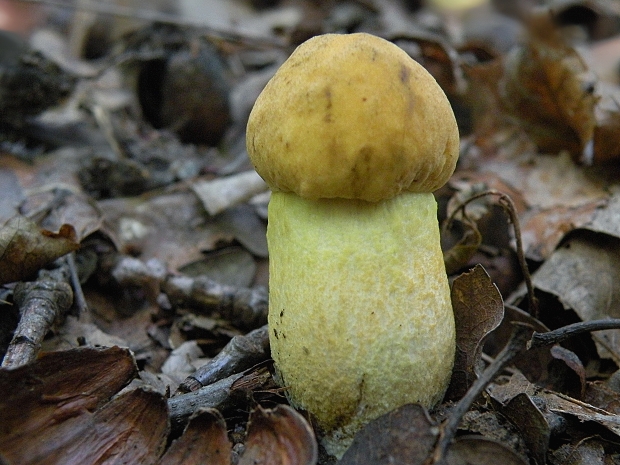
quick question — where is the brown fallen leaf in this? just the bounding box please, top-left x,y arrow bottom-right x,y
339,404 -> 437,465
490,372 -> 620,441
592,90 -> 620,164
238,404 -> 318,465
157,408 -> 231,465
29,387 -> 169,465
0,346 -> 141,463
445,264 -> 504,401
447,435 -> 529,465
531,233 -> 620,361
0,215 -> 79,285
499,392 -> 550,465
500,11 -> 598,159
549,438 -> 606,465
546,345 -> 586,399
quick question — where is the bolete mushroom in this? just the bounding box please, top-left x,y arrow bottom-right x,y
246,33 -> 459,457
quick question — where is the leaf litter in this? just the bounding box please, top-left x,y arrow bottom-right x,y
4,0 -> 620,463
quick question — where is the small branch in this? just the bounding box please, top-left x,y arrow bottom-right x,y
177,324 -> 270,393
111,255 -> 268,330
2,259 -> 73,368
429,324 -> 532,464
162,275 -> 268,330
528,319 -> 620,350
168,371 -> 244,433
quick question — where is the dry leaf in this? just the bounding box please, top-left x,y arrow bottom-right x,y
592,86 -> 620,164
0,347 -> 140,463
500,393 -> 551,465
239,404 -> 317,465
519,201 -> 604,261
549,438 -> 606,465
546,345 -> 586,399
158,408 -> 231,465
339,404 -> 437,465
445,264 -> 504,400
500,12 -> 598,159
447,435 -> 529,465
34,387 -> 169,465
0,215 -> 79,284
490,373 -> 620,441
531,233 -> 620,361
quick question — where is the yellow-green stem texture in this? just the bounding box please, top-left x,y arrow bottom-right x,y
267,190 -> 455,457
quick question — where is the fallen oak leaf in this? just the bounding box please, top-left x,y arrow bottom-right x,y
0,215 -> 79,285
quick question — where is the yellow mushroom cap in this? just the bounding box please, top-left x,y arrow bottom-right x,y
246,33 -> 459,202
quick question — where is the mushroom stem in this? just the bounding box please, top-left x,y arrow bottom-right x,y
267,191 -> 455,457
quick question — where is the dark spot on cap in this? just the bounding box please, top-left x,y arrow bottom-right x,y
324,86 -> 333,123
399,64 -> 410,84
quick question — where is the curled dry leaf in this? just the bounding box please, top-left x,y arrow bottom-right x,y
0,215 -> 79,285
519,201 -> 604,262
547,345 -> 586,399
490,373 -> 620,448
239,404 -> 318,465
158,408 -> 231,465
444,264 -> 504,401
500,12 -> 598,159
549,438 -> 606,465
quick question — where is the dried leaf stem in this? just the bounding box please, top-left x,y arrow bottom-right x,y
67,252 -> 88,315
446,189 -> 539,317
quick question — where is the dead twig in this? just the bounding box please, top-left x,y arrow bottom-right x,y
111,255 -> 268,330
168,371 -> 244,433
177,324 -> 270,393
2,258 -> 73,368
528,319 -> 620,349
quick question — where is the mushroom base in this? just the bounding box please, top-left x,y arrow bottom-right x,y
267,191 -> 455,458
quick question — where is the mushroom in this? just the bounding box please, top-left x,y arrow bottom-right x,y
246,33 -> 459,458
